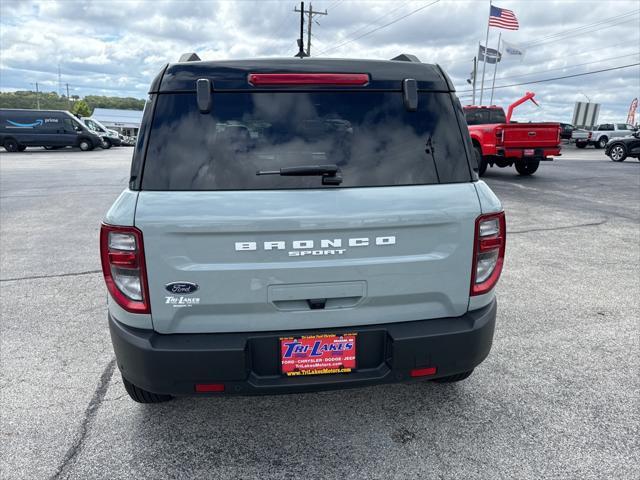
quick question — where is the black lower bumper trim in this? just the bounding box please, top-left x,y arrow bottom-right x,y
109,299 -> 497,395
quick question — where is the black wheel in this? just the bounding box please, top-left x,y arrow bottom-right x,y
475,146 -> 488,176
596,136 -> 608,149
432,370 -> 474,383
3,138 -> 19,152
122,376 -> 172,403
102,138 -> 112,149
608,144 -> 627,162
78,139 -> 93,151
515,159 -> 540,176
17,145 -> 26,151
575,141 -> 587,149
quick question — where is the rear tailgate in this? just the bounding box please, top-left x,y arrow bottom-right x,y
135,69 -> 479,334
136,185 -> 480,333
501,122 -> 561,148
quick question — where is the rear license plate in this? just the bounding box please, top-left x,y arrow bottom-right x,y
524,149 -> 535,156
280,333 -> 357,376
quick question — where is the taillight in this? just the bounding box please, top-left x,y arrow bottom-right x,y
248,73 -> 370,86
100,224 -> 150,313
471,212 -> 506,296
587,132 -> 592,139
495,127 -> 504,144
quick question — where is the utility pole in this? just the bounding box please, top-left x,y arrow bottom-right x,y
66,83 -> 71,110
294,2 -> 307,57
35,82 -> 40,109
58,63 -> 62,96
294,2 -> 327,57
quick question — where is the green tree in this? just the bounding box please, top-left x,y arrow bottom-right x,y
71,100 -> 91,117
0,91 -> 145,112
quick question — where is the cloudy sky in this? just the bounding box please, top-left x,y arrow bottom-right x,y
1,0 -> 638,122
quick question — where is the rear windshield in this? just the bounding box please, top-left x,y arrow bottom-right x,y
142,91 -> 471,190
464,108 -> 506,125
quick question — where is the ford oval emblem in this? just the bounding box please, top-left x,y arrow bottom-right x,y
165,282 -> 199,294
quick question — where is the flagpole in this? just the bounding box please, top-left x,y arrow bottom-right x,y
472,55 -> 477,105
489,32 -> 501,105
479,0 -> 492,105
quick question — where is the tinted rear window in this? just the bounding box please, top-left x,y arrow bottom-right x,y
142,91 -> 471,190
464,108 -> 506,125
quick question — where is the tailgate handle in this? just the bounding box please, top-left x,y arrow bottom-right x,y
269,281 -> 366,311
528,131 -> 536,136
307,298 -> 327,310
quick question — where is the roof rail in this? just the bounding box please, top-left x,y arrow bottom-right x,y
391,54 -> 421,63
179,52 -> 201,62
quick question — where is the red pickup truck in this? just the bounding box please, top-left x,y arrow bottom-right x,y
464,92 -> 561,176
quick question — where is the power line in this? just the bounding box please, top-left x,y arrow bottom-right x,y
317,0 -> 441,56
442,37 -> 639,69
524,10 -> 639,47
457,63 -> 640,94
319,1 -> 411,52
444,11 -> 639,69
526,16 -> 639,48
495,52 -> 640,82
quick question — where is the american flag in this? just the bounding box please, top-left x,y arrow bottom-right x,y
488,5 -> 519,30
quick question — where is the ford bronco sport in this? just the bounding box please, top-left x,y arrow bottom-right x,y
101,54 -> 505,403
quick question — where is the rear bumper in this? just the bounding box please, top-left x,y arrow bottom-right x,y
109,299 -> 497,396
497,147 -> 560,160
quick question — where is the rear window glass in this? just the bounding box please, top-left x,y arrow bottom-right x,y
464,108 -> 506,125
142,91 -> 471,190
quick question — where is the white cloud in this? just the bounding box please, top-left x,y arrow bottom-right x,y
0,0 -> 638,122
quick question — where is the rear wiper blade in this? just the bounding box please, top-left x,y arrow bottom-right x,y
256,164 -> 342,185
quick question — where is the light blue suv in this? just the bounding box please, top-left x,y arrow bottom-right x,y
100,54 -> 505,402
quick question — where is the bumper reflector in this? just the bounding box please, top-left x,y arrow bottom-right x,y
410,367 -> 437,378
195,383 -> 225,393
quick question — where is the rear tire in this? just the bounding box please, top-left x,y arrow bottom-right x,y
102,138 -> 112,149
596,136 -> 608,149
3,138 -> 19,152
78,139 -> 92,151
432,370 -> 474,383
17,145 -> 26,151
515,159 -> 539,175
575,141 -> 587,149
122,376 -> 173,403
475,146 -> 487,176
608,144 -> 627,162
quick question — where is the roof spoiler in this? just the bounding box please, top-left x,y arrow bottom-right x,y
179,52 -> 201,62
391,54 -> 421,63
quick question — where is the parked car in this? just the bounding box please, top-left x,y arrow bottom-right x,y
576,123 -> 638,149
101,54 -> 505,403
0,109 -> 103,152
571,128 -> 590,147
464,92 -> 562,176
605,130 -> 640,161
81,117 -> 122,148
559,123 -> 576,140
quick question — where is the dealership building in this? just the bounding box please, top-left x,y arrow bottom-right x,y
91,108 -> 142,137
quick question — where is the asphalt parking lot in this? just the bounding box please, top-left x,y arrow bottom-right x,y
1,145 -> 638,480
